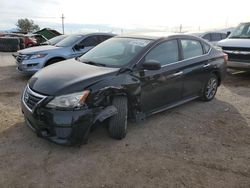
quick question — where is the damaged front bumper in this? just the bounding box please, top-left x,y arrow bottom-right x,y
21,100 -> 117,146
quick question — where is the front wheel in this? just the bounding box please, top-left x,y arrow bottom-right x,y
108,96 -> 128,140
201,74 -> 218,101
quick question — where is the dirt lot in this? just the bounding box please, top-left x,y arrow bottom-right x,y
0,52 -> 250,188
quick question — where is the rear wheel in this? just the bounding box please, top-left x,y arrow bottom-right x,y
201,74 -> 218,101
108,96 -> 128,140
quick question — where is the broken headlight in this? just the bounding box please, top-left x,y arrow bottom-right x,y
46,90 -> 90,109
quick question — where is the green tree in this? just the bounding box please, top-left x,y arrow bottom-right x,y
16,18 -> 40,33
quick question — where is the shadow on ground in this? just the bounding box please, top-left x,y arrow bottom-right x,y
0,98 -> 250,187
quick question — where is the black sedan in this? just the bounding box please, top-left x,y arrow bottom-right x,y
21,33 -> 227,145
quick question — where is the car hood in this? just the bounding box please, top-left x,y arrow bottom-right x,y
29,59 -> 119,96
18,45 -> 62,54
218,38 -> 250,48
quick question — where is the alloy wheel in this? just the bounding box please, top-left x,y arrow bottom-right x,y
205,77 -> 218,100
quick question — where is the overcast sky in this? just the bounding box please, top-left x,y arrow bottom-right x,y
0,0 -> 250,33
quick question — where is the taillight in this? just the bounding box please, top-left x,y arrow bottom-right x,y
223,53 -> 228,63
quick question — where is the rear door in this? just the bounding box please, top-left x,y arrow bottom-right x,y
140,39 -> 184,113
180,39 -> 212,99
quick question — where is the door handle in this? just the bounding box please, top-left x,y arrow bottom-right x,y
172,71 -> 183,76
203,63 -> 211,68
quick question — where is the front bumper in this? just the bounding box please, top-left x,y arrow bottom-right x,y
227,60 -> 250,70
16,58 -> 45,75
21,99 -> 99,146
17,66 -> 38,75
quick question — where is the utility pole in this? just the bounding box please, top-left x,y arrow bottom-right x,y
179,24 -> 182,33
61,14 -> 65,34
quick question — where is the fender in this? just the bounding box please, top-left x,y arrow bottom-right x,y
86,73 -> 142,117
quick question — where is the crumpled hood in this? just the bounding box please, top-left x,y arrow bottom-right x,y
218,38 -> 250,48
28,59 -> 119,96
18,45 -> 62,54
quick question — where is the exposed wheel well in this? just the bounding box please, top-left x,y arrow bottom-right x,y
212,71 -> 221,86
45,57 -> 65,67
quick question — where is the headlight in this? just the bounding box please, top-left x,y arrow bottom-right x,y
27,53 -> 47,60
46,90 -> 90,109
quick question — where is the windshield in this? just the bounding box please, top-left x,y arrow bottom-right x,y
79,37 -> 152,67
230,23 -> 250,39
56,35 -> 83,47
47,35 -> 67,45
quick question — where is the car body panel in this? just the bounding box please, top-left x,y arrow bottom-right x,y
29,59 -> 119,95
218,38 -> 250,48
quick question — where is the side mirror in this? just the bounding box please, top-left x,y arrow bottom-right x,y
142,60 -> 161,70
226,31 -> 231,37
74,44 -> 84,51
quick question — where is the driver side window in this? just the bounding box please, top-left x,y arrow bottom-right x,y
79,36 -> 99,48
145,40 -> 179,66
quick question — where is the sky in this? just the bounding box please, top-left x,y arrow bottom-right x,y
0,0 -> 250,33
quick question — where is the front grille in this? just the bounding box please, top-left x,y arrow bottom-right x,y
222,46 -> 250,63
222,46 -> 250,51
16,53 -> 27,64
23,86 -> 46,111
227,53 -> 250,63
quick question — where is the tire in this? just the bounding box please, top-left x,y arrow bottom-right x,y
201,74 -> 218,101
108,96 -> 128,140
45,58 -> 64,67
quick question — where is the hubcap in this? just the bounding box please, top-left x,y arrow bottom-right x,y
205,77 -> 217,99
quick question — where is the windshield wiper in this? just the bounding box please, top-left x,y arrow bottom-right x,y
82,61 -> 106,67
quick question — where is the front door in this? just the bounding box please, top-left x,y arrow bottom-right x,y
139,39 -> 184,114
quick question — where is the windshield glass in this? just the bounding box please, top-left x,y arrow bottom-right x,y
47,35 -> 67,45
79,37 -> 152,67
230,23 -> 250,39
56,35 -> 82,47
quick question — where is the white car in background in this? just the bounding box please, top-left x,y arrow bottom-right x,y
218,22 -> 250,70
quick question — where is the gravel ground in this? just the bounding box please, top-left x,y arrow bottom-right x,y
0,52 -> 250,188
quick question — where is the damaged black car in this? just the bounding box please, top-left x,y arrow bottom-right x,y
21,33 -> 227,145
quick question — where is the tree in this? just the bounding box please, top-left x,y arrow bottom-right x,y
16,18 -> 40,33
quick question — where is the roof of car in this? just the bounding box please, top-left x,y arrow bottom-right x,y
117,32 -> 200,40
190,31 -> 227,36
71,32 -> 116,37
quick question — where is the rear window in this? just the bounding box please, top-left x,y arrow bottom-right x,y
203,43 -> 211,54
211,33 -> 222,41
181,40 -> 203,59
221,33 -> 227,39
98,35 -> 113,42
80,36 -> 99,47
203,34 -> 211,41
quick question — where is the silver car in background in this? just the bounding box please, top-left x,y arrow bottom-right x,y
192,32 -> 227,45
14,33 -> 115,75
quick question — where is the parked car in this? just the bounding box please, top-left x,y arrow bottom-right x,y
14,33 -> 115,75
218,22 -> 250,70
25,34 -> 48,46
2,33 -> 47,48
41,35 -> 67,46
192,32 -> 227,45
21,33 -> 227,145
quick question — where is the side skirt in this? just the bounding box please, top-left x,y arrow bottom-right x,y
147,96 -> 200,117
